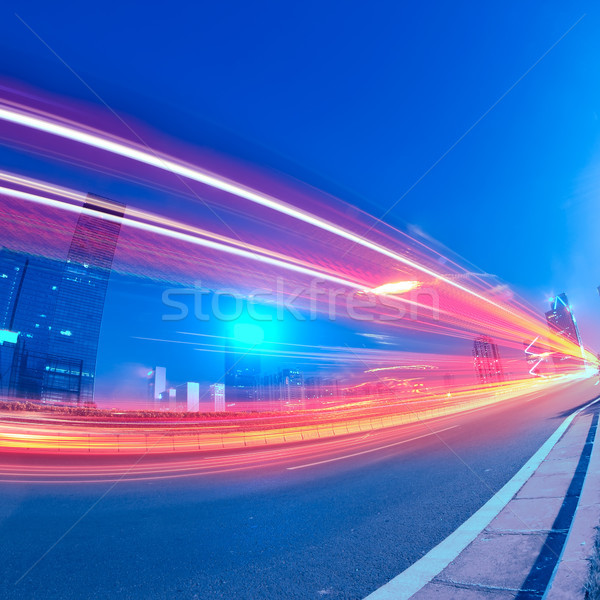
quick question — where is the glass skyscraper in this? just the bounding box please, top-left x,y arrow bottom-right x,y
0,194 -> 124,406
472,335 -> 504,384
0,250 -> 60,400
545,293 -> 584,368
545,293 -> 582,347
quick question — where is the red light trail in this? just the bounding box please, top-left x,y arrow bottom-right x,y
0,81 -> 597,478
0,375 -> 593,483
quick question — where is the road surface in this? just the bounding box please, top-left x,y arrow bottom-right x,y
0,379 -> 597,599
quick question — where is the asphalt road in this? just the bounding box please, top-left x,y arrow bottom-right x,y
0,379 -> 598,600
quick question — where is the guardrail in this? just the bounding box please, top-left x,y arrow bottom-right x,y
0,381 -> 543,455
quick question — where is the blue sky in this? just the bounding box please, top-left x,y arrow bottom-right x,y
1,1 -> 599,399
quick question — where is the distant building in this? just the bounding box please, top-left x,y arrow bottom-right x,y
258,369 -> 306,409
304,376 -> 341,402
473,336 -> 504,384
545,294 -> 585,368
260,373 -> 281,407
280,369 -> 305,407
305,376 -> 322,400
159,387 -> 177,411
321,378 -> 340,399
0,329 -> 19,398
545,293 -> 583,348
224,339 -> 260,402
209,383 -> 225,411
175,382 -> 200,412
148,367 -> 167,409
0,194 -> 124,406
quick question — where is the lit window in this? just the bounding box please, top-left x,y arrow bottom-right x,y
60,330 -> 73,336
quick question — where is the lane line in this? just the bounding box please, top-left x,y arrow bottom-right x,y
363,395 -> 600,600
286,426 -> 457,470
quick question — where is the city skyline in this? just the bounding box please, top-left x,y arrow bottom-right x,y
0,185 -> 593,410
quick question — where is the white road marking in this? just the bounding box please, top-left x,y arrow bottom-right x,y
363,395 -> 600,600
286,425 -> 457,470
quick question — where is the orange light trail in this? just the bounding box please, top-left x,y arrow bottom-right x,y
0,84 -> 598,478
0,376 -> 594,483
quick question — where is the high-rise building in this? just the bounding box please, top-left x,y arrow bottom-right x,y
280,369 -> 305,407
44,196 -> 124,405
545,293 -> 584,368
258,369 -> 307,409
305,376 -> 322,400
175,382 -> 200,412
473,335 -> 504,384
148,366 -> 167,408
0,329 -> 19,398
0,250 -> 61,400
0,194 -> 124,405
224,339 -> 260,402
159,387 -> 177,410
321,378 -> 340,399
209,383 -> 226,411
260,373 -> 281,407
545,294 -> 583,348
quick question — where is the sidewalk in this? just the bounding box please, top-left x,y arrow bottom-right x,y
409,406 -> 600,599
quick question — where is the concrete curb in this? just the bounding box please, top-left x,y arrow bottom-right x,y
545,407 -> 600,599
364,396 -> 600,600
413,408 -> 598,599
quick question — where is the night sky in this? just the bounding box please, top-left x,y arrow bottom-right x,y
1,1 -> 599,402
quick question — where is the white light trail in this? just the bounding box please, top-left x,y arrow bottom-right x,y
0,185 -> 363,291
0,102 -> 510,312
369,281 -> 420,295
